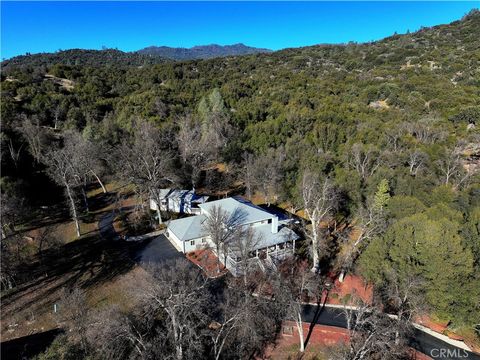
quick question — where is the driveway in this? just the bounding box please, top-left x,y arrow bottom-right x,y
301,304 -> 480,360
133,234 -> 184,265
98,211 -> 119,240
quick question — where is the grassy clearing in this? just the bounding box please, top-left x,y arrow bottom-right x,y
1,182 -> 143,342
87,266 -> 148,312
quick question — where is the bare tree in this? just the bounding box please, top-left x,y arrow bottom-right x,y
381,270 -> 423,345
407,149 -> 428,176
338,203 -> 386,282
0,192 -> 26,238
140,259 -> 211,360
202,205 -> 247,272
3,136 -> 24,169
229,227 -> 263,284
437,152 -> 462,185
73,133 -> 107,193
273,259 -> 326,353
0,232 -> 25,289
37,224 -> 62,260
335,299 -> 410,360
64,131 -> 108,205
57,287 -> 89,350
53,102 -> 65,130
250,148 -> 285,206
116,119 -> 176,224
18,115 -> 48,163
384,127 -> 403,153
348,143 -> 381,181
209,288 -> 254,360
176,114 -> 209,187
200,111 -> 233,162
242,152 -> 255,200
44,148 -> 82,237
401,115 -> 445,145
212,285 -> 282,360
85,306 -> 132,360
301,171 -> 338,272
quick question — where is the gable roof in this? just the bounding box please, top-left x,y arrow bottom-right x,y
159,188 -> 173,199
168,215 -> 207,241
199,197 -> 273,224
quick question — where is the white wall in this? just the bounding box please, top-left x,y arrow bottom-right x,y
150,199 -> 159,211
165,230 -> 184,252
183,236 -> 209,253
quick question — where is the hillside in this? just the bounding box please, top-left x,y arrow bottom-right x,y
1,43 -> 271,71
1,48 -> 166,70
1,9 -> 480,349
136,43 -> 272,60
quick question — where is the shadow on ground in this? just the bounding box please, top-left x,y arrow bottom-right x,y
1,231 -> 144,320
1,328 -> 64,360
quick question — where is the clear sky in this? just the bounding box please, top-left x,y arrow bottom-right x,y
1,1 -> 478,59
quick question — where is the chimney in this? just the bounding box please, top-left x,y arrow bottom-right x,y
271,216 -> 278,234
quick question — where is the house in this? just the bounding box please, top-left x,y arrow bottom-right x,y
165,197 -> 299,276
150,189 -> 209,215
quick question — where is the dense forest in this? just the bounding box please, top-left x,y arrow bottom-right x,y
1,9 -> 480,359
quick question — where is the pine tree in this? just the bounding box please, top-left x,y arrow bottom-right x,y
373,179 -> 390,212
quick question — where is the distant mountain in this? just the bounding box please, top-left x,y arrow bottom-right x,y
136,43 -> 272,60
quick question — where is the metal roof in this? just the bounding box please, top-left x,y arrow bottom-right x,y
168,215 -> 208,241
247,224 -> 299,249
199,197 -> 273,224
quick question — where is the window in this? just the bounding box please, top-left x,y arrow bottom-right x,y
166,231 -> 170,237
201,238 -> 206,243
190,240 -> 195,246
268,219 -> 272,224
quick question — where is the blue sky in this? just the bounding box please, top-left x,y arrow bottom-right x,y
1,1 -> 478,59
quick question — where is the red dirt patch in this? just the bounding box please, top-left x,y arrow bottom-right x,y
265,322 -> 349,359
186,249 -> 228,278
325,274 -> 373,306
415,315 -> 449,334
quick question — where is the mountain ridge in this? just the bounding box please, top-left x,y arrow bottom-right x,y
136,43 -> 272,60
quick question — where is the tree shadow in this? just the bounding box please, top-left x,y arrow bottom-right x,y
303,290 -> 330,351
1,328 -> 64,360
1,232 -> 140,319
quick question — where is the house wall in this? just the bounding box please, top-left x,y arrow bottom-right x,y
183,236 -> 209,253
246,216 -> 279,233
150,199 -> 159,211
165,230 -> 184,252
150,198 -> 168,212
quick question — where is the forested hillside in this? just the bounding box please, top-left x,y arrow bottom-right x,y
1,8 -> 480,352
1,48 -> 167,71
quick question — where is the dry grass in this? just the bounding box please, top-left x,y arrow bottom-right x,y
44,74 -> 75,91
88,266 -> 149,312
267,342 -> 331,360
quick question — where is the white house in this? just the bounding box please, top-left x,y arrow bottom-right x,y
150,189 -> 209,215
165,197 -> 299,276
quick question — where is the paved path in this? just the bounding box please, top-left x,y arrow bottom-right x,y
301,304 -> 480,360
133,234 -> 184,264
98,210 -> 119,241
98,210 -> 184,264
